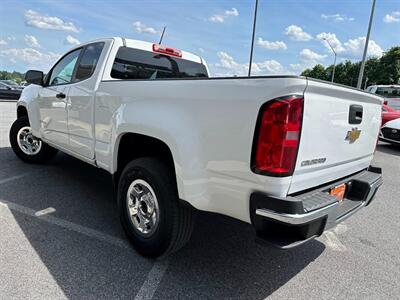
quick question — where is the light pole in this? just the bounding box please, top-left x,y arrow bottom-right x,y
323,38 -> 337,83
248,0 -> 259,77
357,0 -> 376,89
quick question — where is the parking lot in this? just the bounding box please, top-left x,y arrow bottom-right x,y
0,101 -> 399,299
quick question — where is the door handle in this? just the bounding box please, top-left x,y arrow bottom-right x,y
56,92 -> 66,99
349,104 -> 363,124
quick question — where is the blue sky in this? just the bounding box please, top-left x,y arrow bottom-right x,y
0,0 -> 399,76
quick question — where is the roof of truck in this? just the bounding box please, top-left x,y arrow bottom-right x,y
121,38 -> 204,64
74,37 -> 206,66
368,85 -> 400,88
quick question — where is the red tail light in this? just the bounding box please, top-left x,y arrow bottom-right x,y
152,44 -> 182,57
252,96 -> 304,176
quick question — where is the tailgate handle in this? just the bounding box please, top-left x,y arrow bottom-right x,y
349,104 -> 363,124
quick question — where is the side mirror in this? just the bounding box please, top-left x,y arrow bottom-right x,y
25,70 -> 44,85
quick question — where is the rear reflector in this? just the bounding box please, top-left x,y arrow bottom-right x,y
252,96 -> 304,176
152,44 -> 182,57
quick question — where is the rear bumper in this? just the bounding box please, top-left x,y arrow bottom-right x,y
250,166 -> 382,249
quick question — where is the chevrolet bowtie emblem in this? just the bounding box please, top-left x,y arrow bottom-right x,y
345,128 -> 361,143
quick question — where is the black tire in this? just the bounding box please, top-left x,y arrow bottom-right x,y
9,116 -> 58,163
118,157 -> 195,258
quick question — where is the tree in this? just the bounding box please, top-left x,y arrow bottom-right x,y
301,64 -> 328,81
0,70 -> 25,83
301,46 -> 400,87
379,47 -> 400,84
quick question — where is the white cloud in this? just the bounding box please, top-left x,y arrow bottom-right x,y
316,32 -> 345,53
284,25 -> 312,41
209,15 -> 225,23
7,36 -> 16,41
0,48 -> 60,71
213,51 -> 287,76
24,35 -> 40,48
384,11 -> 400,23
0,40 -> 7,46
317,32 -> 383,58
225,8 -> 239,17
64,35 -> 80,46
25,10 -> 79,32
209,7 -> 239,23
289,64 -> 304,72
300,49 -> 327,62
132,21 -> 158,34
321,14 -> 355,22
257,38 -> 287,50
343,37 -> 383,58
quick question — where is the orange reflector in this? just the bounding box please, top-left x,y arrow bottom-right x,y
330,183 -> 347,201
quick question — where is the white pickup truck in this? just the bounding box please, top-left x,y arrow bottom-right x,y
11,37 -> 383,257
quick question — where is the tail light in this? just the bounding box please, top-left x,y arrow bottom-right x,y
252,95 -> 304,176
152,44 -> 182,57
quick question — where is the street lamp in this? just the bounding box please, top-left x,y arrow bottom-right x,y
357,0 -> 377,89
323,38 -> 337,83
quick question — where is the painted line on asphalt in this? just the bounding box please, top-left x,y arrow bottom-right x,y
35,207 -> 56,216
0,199 -> 131,250
0,174 -> 29,185
321,230 -> 347,252
134,259 -> 170,300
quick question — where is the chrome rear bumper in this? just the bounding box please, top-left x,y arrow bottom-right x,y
251,166 -> 382,249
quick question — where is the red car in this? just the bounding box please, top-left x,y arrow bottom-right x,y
382,104 -> 400,126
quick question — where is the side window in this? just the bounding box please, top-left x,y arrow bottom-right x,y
0,83 -> 8,90
48,49 -> 81,86
74,42 -> 105,82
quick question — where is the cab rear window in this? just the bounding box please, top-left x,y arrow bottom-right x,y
111,47 -> 208,80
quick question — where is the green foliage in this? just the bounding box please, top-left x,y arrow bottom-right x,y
0,70 -> 25,84
301,46 -> 400,88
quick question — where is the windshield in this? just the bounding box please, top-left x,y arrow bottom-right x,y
376,87 -> 400,98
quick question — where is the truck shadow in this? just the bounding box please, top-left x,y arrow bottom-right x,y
0,147 -> 324,299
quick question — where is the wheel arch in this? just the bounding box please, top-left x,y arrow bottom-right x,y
17,104 -> 28,119
112,132 -> 184,198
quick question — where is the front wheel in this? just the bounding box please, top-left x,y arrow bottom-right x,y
9,116 -> 58,163
118,157 -> 195,258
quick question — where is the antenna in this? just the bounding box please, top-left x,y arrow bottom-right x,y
159,26 -> 166,44
248,0 -> 259,77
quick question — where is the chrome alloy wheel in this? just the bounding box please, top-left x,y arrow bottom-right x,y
126,179 -> 160,237
17,126 -> 42,156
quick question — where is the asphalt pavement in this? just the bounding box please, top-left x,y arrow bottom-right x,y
0,101 -> 399,299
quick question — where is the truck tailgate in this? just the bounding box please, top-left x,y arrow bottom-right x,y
289,79 -> 382,194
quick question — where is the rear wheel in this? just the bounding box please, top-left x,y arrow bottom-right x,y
118,157 -> 195,258
9,116 -> 58,163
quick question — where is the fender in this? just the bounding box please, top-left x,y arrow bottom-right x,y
16,84 -> 42,138
108,102 -> 209,208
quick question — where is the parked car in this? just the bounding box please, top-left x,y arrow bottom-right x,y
0,80 -> 24,90
366,85 -> 400,110
0,82 -> 22,100
382,104 -> 400,126
11,37 -> 383,257
20,82 -> 30,87
380,118 -> 400,145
